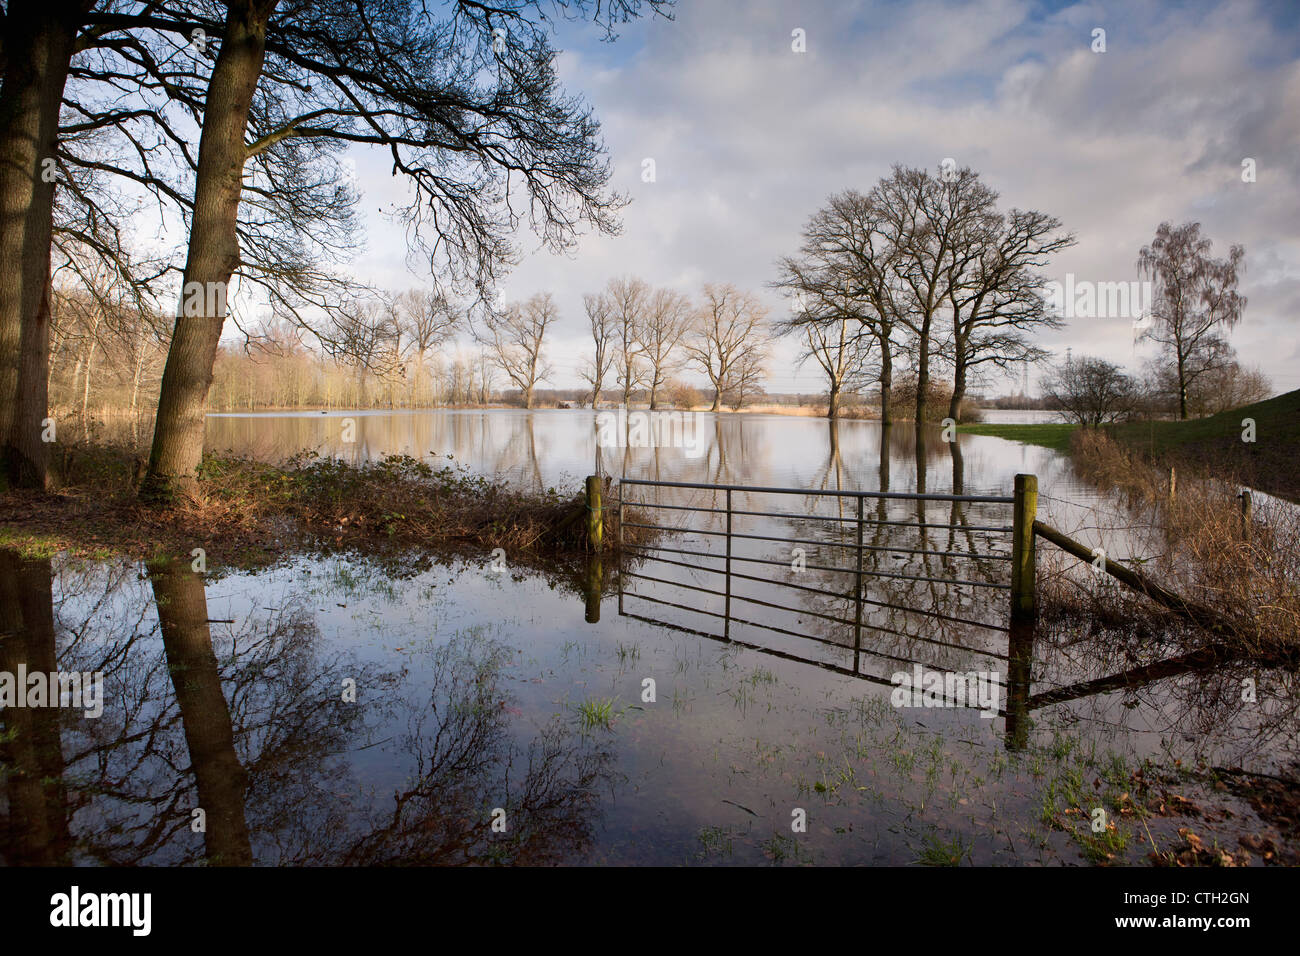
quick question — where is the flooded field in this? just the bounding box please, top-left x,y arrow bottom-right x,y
3,410 -> 1296,865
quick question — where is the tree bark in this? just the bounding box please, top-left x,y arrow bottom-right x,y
143,1 -> 276,504
949,354 -> 967,422
1177,352 -> 1188,420
878,343 -> 893,426
915,325 -> 931,424
0,2 -> 85,489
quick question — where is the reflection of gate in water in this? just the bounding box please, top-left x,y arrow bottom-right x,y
612,476 -> 1240,751
617,477 -> 1020,673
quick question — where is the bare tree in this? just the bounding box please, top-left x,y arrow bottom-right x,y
1138,221 -> 1246,420
684,283 -> 769,412
328,299 -> 399,407
723,349 -> 767,410
945,208 -> 1074,421
475,349 -> 495,406
772,189 -> 903,423
604,276 -> 649,407
638,287 -> 691,410
482,293 -> 556,409
578,291 -> 615,409
391,289 -> 461,407
1042,355 -> 1137,427
778,308 -> 875,419
141,0 -> 672,502
872,165 -> 1001,423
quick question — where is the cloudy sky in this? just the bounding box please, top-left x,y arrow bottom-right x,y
344,0 -> 1300,396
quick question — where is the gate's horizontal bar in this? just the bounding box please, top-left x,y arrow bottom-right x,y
620,477 -> 1015,504
625,500 -> 1014,533
622,547 -> 1013,630
623,542 -> 1011,590
621,570 -> 1013,658
623,588 -> 998,675
620,520 -> 1011,561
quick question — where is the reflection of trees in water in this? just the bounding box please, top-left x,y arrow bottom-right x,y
1026,617 -> 1300,770
339,635 -> 610,865
0,551 -> 72,865
149,563 -> 253,864
0,552 -> 612,866
491,414 -> 545,492
746,424 -> 1010,670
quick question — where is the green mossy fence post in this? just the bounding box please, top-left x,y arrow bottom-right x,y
1010,473 -> 1038,621
585,475 -> 603,551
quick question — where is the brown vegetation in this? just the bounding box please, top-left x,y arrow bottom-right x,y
0,442 -> 649,568
1040,429 -> 1299,656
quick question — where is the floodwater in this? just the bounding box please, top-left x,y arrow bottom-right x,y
2,409 -> 1295,865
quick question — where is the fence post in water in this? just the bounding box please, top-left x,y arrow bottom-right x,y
583,555 -> 603,624
853,493 -> 864,675
724,488 -> 733,640
1010,473 -> 1038,621
617,482 -> 625,616
1240,489 -> 1253,537
586,475 -> 602,551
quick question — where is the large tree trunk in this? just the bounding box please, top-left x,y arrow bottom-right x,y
948,353 -> 967,422
142,2 -> 275,504
878,342 -> 893,426
0,2 -> 84,489
11,280 -> 55,484
826,383 -> 840,420
914,326 -> 931,424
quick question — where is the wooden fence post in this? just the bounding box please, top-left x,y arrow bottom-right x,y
1240,489 -> 1252,537
585,475 -> 602,551
1010,473 -> 1038,621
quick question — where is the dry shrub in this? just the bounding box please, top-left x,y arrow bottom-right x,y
184,452 -> 604,551
887,377 -> 983,422
1057,429 -> 1300,656
30,445 -> 650,557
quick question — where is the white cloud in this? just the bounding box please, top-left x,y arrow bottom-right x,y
343,0 -> 1300,396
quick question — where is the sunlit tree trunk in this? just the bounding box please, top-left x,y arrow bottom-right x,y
143,1 -> 278,503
